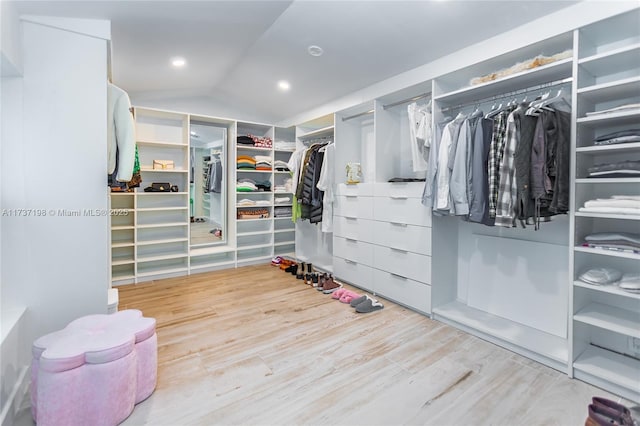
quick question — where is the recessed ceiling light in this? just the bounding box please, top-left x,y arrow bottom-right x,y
277,80 -> 291,91
171,57 -> 186,68
307,45 -> 324,57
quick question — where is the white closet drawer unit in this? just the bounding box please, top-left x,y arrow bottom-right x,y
334,195 -> 373,219
334,257 -> 374,292
373,269 -> 431,314
336,183 -> 374,197
333,216 -> 376,243
371,221 -> 432,256
373,197 -> 432,227
373,182 -> 424,198
373,245 -> 431,284
333,237 -> 374,266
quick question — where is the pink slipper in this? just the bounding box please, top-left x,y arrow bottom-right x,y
339,290 -> 360,304
332,288 -> 347,300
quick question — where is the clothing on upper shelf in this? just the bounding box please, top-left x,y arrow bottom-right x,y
422,96 -> 571,229
274,160 -> 290,171
275,196 -> 291,204
237,199 -> 256,206
274,206 -> 293,218
255,155 -> 272,171
583,232 -> 640,254
407,101 -> 432,172
274,141 -> 296,151
585,103 -> 640,117
107,83 -> 136,183
237,155 -> 256,170
587,160 -> 640,178
237,134 -> 273,148
594,128 -> 640,146
578,195 -> 640,215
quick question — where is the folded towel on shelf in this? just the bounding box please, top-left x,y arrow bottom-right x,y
254,155 -> 271,163
274,141 -> 296,150
578,267 -> 622,285
585,232 -> 640,245
594,129 -> 640,142
585,103 -> 640,117
579,206 -> 640,215
255,200 -> 271,206
237,199 -> 256,206
275,196 -> 291,204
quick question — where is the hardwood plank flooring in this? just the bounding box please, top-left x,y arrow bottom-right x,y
15,264 -> 634,425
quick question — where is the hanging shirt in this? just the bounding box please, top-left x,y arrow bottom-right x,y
450,119 -> 471,215
407,102 -> 432,172
107,83 -> 136,182
435,114 -> 466,213
316,143 -> 335,233
495,106 -> 524,227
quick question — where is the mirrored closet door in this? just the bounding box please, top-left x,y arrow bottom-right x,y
189,120 -> 228,246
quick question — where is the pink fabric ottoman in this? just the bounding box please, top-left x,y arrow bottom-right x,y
31,309 -> 157,426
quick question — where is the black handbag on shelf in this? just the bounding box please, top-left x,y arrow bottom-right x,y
144,182 -> 172,192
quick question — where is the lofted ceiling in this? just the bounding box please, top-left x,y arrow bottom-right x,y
10,0 -> 579,123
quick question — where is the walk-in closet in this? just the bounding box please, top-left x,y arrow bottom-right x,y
2,2 -> 639,425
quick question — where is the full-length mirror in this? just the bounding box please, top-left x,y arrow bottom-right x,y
190,122 -> 226,246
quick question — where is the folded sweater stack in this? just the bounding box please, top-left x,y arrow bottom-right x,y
237,155 -> 256,170
578,195 -> 640,215
583,232 -> 640,254
255,155 -> 272,171
593,128 -> 640,146
588,160 -> 640,178
274,160 -> 290,171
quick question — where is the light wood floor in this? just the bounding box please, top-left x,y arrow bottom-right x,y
21,264 -> 634,426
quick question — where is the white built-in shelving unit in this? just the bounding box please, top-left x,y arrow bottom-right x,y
570,9 -> 640,403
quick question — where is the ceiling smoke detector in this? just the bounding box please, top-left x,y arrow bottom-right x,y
307,45 -> 324,57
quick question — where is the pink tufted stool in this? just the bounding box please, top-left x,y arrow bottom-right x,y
31,309 -> 157,426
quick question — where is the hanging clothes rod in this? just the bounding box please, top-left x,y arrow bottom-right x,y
382,92 -> 431,110
342,109 -> 374,122
440,77 -> 572,113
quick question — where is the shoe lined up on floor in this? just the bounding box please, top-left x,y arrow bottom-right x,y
585,397 -> 635,426
349,294 -> 384,313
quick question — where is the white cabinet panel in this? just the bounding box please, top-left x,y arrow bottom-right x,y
336,183 -> 374,197
333,216 -> 376,243
373,245 -> 431,284
372,221 -> 432,256
373,182 -> 425,198
373,197 -> 432,227
333,237 -> 374,266
334,195 -> 373,219
333,257 -> 374,292
373,269 -> 431,314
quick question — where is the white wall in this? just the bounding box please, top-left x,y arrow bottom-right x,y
1,0 -> 23,77
1,17 -> 110,424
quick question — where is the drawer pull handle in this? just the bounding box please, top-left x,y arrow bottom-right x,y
391,247 -> 408,253
345,195 -> 358,198
390,222 -> 408,227
344,259 -> 357,265
345,216 -> 358,221
390,273 -> 408,280
346,238 -> 358,243
390,196 -> 408,200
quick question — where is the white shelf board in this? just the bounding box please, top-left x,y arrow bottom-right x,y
274,203 -> 293,207
576,177 -> 640,184
236,169 -> 272,173
111,242 -> 134,248
136,253 -> 189,263
112,225 -> 135,231
137,267 -> 188,278
274,171 -> 291,174
577,76 -> 640,103
137,238 -> 188,246
274,216 -> 293,220
110,192 -> 134,196
137,207 -> 188,212
236,255 -> 272,263
573,346 -> 640,395
136,140 -> 187,147
574,280 -> 640,301
137,222 -> 188,229
236,243 -> 273,251
434,58 -> 573,105
574,246 -> 640,260
237,204 -> 273,208
298,125 -> 334,140
273,229 -> 295,234
237,145 -> 273,152
236,192 -> 273,196
574,302 -> 640,338
576,142 -> 640,154
189,260 -> 236,270
433,300 -> 568,364
274,148 -> 296,153
274,241 -> 295,247
112,274 -> 136,282
140,168 -> 188,173
577,110 -> 640,127
237,231 -> 273,237
236,218 -> 272,223
578,43 -> 640,76
575,212 -> 640,221
189,246 -> 236,256
112,259 -> 135,266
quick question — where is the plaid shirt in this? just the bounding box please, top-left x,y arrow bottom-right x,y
495,109 -> 520,227
487,111 -> 508,218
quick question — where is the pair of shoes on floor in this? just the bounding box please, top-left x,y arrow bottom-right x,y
332,288 -> 360,304
315,273 -> 341,294
586,397 -> 634,426
350,294 -> 384,313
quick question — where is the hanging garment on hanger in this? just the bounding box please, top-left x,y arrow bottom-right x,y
449,118 -> 471,216
549,108 -> 571,214
487,106 -> 516,218
435,114 -> 466,214
422,121 -> 446,209
514,112 -> 538,225
107,83 -> 136,182
407,101 -> 432,172
468,116 -> 494,224
316,143 -> 335,232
